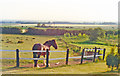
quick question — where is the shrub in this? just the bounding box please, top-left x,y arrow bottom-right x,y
73,49 -> 79,53
95,59 -> 99,63
26,39 -> 28,40
106,47 -> 119,71
17,41 -> 24,43
1,40 -> 4,41
64,33 -> 70,38
6,41 -> 13,43
70,33 -> 74,37
78,33 -> 82,37
32,38 -> 35,39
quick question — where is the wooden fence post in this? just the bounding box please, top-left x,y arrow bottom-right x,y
79,47 -> 81,51
103,48 -> 106,60
81,48 -> 85,64
118,44 -> 120,55
16,49 -> 19,67
46,49 -> 49,67
66,49 -> 69,65
98,50 -> 100,55
98,49 -> 100,60
93,47 -> 97,62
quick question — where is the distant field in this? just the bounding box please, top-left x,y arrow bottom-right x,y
1,24 -> 118,30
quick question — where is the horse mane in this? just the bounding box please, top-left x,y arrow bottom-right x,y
43,41 -> 49,45
43,39 -> 55,45
52,39 -> 55,42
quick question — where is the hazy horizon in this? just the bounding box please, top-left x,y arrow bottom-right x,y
1,0 -> 119,22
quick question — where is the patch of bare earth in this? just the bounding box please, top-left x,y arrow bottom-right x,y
2,59 -> 92,68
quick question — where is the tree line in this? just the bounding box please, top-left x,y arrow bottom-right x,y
1,27 -> 118,41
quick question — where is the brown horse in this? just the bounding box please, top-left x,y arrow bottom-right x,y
32,39 -> 57,67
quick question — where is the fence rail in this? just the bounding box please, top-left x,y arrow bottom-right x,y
85,49 -> 104,51
0,58 -> 16,59
0,50 -> 66,52
50,58 -> 66,61
1,47 -> 106,68
0,54 -> 103,60
0,50 -> 16,52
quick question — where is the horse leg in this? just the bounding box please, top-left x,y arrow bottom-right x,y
43,55 -> 46,66
36,52 -> 41,67
43,55 -> 50,66
33,52 -> 38,67
38,52 -> 41,58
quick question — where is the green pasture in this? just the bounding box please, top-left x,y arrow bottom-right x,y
1,34 -> 66,65
0,34 -> 119,74
2,61 -> 119,74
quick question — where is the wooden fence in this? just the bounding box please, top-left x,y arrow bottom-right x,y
81,47 -> 106,63
0,47 -> 106,68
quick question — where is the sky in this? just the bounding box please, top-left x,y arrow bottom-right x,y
0,0 -> 119,22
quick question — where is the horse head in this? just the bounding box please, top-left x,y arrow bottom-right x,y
51,39 -> 57,49
43,39 -> 57,49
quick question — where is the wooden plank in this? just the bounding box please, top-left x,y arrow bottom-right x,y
49,51 -> 66,52
50,58 -> 66,60
20,50 -> 46,52
0,50 -> 16,51
0,58 -> 16,59
0,50 -> 66,52
20,58 -> 46,60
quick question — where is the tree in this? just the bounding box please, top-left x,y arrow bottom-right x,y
70,33 -> 74,37
89,27 -> 104,41
78,33 -> 82,37
83,34 -> 86,37
64,33 -> 67,38
64,33 -> 70,38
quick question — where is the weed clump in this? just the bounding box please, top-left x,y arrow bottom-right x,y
17,40 -> 24,43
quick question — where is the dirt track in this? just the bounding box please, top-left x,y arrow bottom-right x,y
3,59 -> 92,68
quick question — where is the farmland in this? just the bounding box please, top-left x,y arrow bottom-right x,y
0,24 -> 119,74
1,34 -> 119,74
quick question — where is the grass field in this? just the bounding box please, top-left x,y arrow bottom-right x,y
0,34 -> 119,74
1,61 -> 119,74
1,34 -> 66,64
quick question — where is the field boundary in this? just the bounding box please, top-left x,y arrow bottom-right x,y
1,47 -> 106,68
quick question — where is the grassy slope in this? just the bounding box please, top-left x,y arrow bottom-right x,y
2,61 -> 119,74
1,34 -> 66,65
